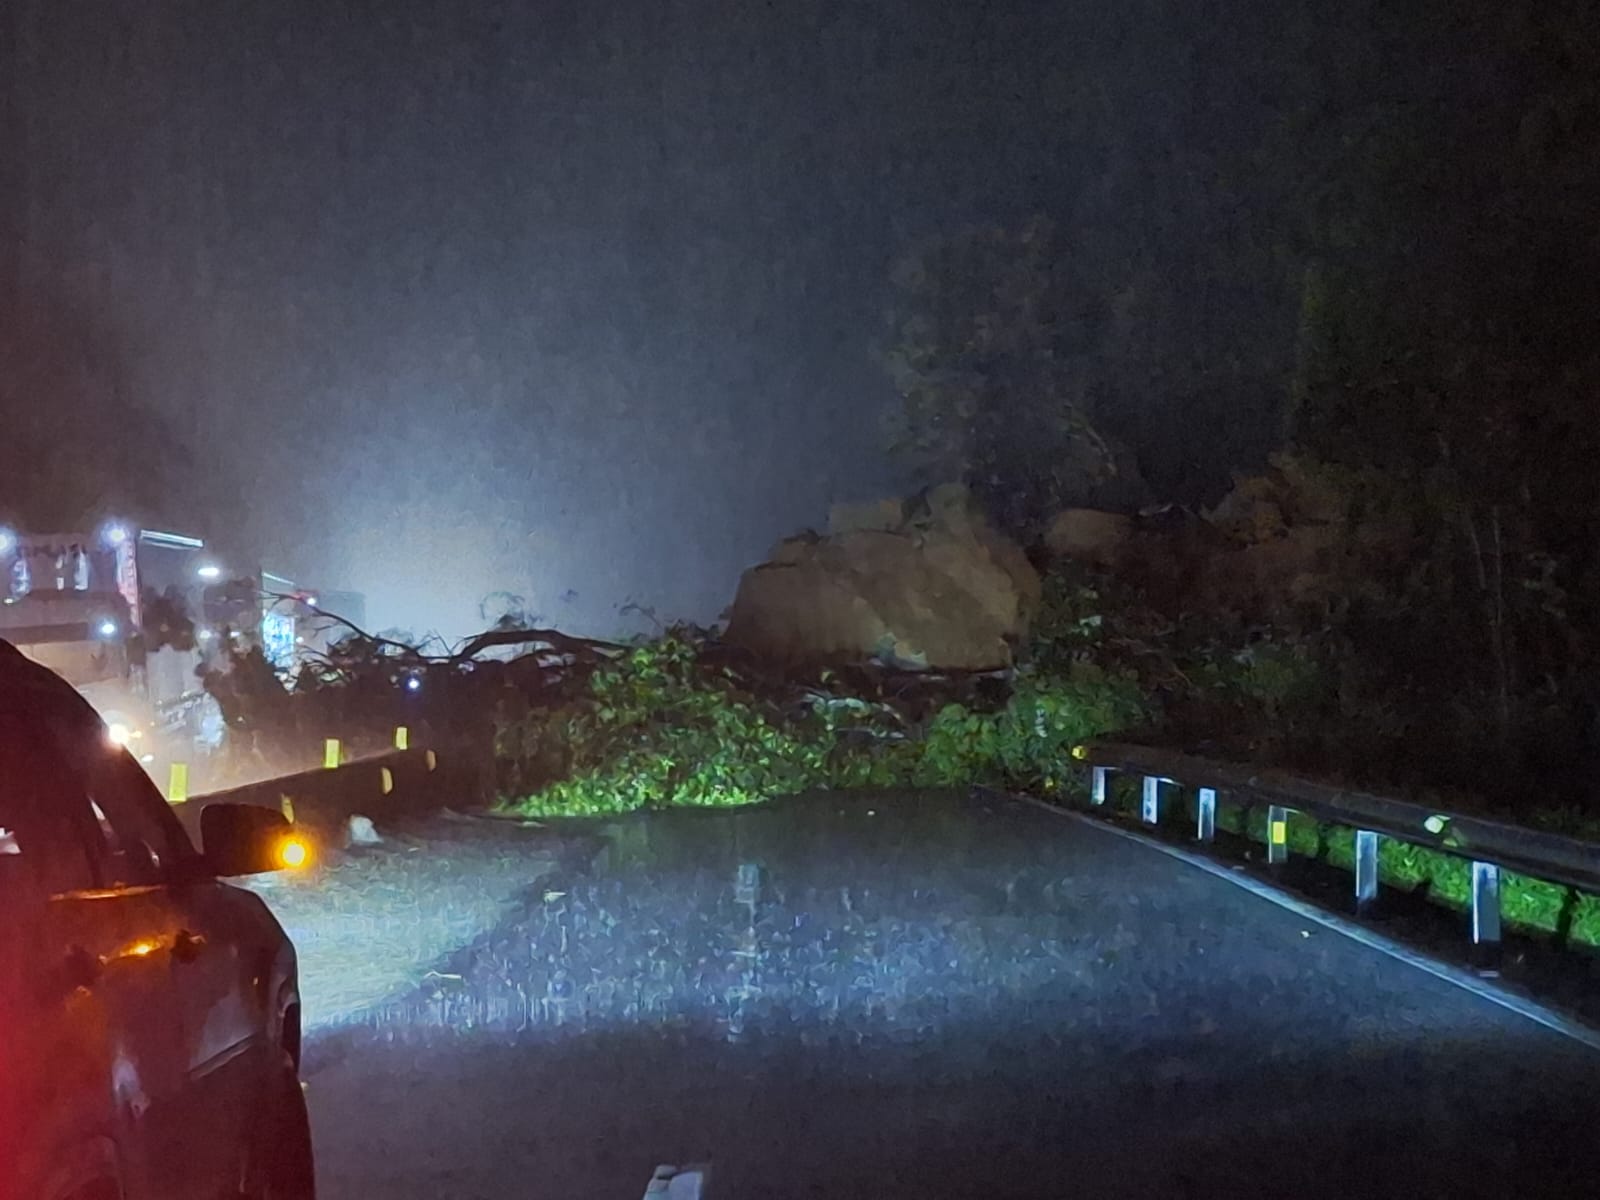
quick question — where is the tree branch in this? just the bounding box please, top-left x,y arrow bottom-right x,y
265,592 -> 628,670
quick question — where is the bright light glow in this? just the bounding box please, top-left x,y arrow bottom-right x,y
102,523 -> 129,547
406,676 -> 422,692
106,722 -> 132,747
97,619 -> 119,638
0,528 -> 14,556
197,627 -> 215,642
277,836 -> 311,870
197,564 -> 222,580
306,595 -> 319,607
126,939 -> 158,958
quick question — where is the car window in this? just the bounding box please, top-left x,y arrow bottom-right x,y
77,750 -> 196,887
0,723 -> 101,898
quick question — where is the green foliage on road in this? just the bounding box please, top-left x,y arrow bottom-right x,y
496,635 -> 1148,818
501,637 -> 832,817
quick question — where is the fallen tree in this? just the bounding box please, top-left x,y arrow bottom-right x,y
494,627 -> 1149,817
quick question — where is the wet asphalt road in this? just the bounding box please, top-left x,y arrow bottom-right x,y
301,790 -> 1600,1199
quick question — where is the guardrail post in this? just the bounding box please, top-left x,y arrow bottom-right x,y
1141,776 -> 1163,825
1196,787 -> 1216,842
1266,805 -> 1290,865
1091,766 -> 1109,807
1354,830 -> 1379,913
1471,861 -> 1501,973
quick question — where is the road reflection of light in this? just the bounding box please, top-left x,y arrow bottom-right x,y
304,799 -> 1556,1104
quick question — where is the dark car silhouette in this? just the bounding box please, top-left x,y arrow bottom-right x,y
0,641 -> 314,1200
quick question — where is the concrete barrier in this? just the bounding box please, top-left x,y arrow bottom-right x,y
173,738 -> 491,852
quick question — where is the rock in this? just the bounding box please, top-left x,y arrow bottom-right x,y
724,485 -> 1039,670
1202,472 -> 1288,544
1184,452 -> 1416,619
345,814 -> 383,847
1042,509 -> 1134,566
1203,452 -> 1352,546
641,1164 -> 710,1198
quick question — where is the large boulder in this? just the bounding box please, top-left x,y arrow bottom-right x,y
1187,452 -> 1413,619
725,485 -> 1040,670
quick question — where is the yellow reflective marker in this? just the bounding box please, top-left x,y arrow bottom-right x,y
380,767 -> 394,795
323,738 -> 342,770
280,794 -> 295,823
1270,817 -> 1288,846
167,762 -> 189,804
1070,744 -> 1088,761
394,725 -> 409,751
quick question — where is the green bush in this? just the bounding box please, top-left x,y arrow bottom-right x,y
500,636 -> 844,817
1569,894 -> 1600,947
913,665 -> 1148,791
1229,801 -> 1598,946
1499,872 -> 1568,935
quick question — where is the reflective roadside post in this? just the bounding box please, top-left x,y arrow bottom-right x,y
323,738 -> 342,770
394,725 -> 409,751
1196,787 -> 1217,842
1141,776 -> 1164,825
167,762 -> 189,804
1354,830 -> 1380,914
1471,861 -> 1502,975
1267,805 -> 1290,866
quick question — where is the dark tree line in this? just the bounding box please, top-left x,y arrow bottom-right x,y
888,0 -> 1600,803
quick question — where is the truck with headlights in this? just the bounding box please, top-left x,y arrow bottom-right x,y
0,523 -> 225,779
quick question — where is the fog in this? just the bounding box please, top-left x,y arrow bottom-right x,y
2,0 -> 1425,638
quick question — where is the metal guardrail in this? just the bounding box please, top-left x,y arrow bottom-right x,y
1078,742 -> 1600,968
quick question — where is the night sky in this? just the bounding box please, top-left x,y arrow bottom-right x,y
4,0 -> 1289,638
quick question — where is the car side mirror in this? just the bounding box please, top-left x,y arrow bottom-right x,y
200,803 -> 312,876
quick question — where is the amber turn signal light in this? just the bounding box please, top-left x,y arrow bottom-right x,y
277,835 -> 311,870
